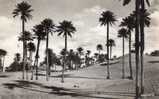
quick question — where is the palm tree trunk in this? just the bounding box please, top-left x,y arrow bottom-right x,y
2,56 -> 5,72
129,30 -> 133,79
98,50 -> 100,62
34,39 -> 40,80
140,0 -> 145,94
46,32 -> 49,81
122,37 -> 125,79
110,46 -> 112,60
22,19 -> 26,80
29,51 -> 33,80
62,33 -> 67,83
106,22 -> 110,79
135,0 -> 140,98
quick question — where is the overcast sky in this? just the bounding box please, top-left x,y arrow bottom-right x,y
0,0 -> 159,66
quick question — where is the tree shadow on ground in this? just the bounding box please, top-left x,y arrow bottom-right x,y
37,73 -> 105,80
148,61 -> 159,64
0,75 -> 10,78
2,80 -> 126,99
52,75 -> 105,80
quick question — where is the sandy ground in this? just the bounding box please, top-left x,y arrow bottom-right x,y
0,54 -> 159,99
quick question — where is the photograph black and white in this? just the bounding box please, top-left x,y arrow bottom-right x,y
0,0 -> 159,99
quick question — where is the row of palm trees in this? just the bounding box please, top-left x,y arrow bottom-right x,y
12,1 -> 76,82
12,1 -> 151,98
121,0 -> 151,98
96,0 -> 151,98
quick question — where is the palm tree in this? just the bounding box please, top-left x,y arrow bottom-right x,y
120,0 -> 150,97
120,15 -> 135,79
96,44 -> 103,56
139,8 -> 151,94
27,42 -> 36,64
15,53 -> 21,63
18,31 -> 33,42
107,39 -> 115,60
12,1 -> 33,79
33,24 -> 46,80
14,53 -> 21,71
57,20 -> 76,83
86,50 -> 91,66
41,18 -> 55,81
68,49 -> 75,69
18,30 -> 33,79
27,42 -> 36,80
45,48 -> 54,75
77,47 -> 84,69
99,11 -> 116,79
77,47 -> 84,58
118,28 -> 128,79
0,49 -> 7,72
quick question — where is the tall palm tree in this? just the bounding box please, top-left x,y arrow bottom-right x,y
96,44 -> 103,56
41,18 -> 55,81
57,20 -> 76,83
120,0 -> 150,97
33,24 -> 46,80
130,9 -> 150,94
107,39 -> 115,60
27,42 -> 36,80
120,15 -> 135,79
139,8 -> 151,94
0,49 -> 7,72
118,28 -> 128,79
12,1 -> 33,79
99,11 -> 116,79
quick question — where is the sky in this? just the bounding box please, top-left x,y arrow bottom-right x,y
0,0 -> 159,66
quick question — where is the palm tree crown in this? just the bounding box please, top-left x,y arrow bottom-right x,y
0,49 -> 7,56
97,44 -> 103,51
18,31 -> 33,41
12,1 -> 33,21
107,39 -> 115,47
33,24 -> 46,40
27,42 -> 36,52
57,20 -> 76,37
99,11 -> 116,26
41,18 -> 55,34
77,47 -> 84,55
130,9 -> 151,27
118,28 -> 129,38
120,15 -> 135,32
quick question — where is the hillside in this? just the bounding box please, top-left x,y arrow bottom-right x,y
0,54 -> 159,99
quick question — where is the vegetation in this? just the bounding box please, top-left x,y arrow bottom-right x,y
0,49 -> 7,72
0,1 -> 153,98
99,11 -> 116,79
12,1 -> 33,79
41,18 -> 55,81
56,20 -> 76,83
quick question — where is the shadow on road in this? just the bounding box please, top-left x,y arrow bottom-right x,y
148,61 -> 159,64
37,73 -> 105,80
0,75 -> 10,78
2,80 -> 130,99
